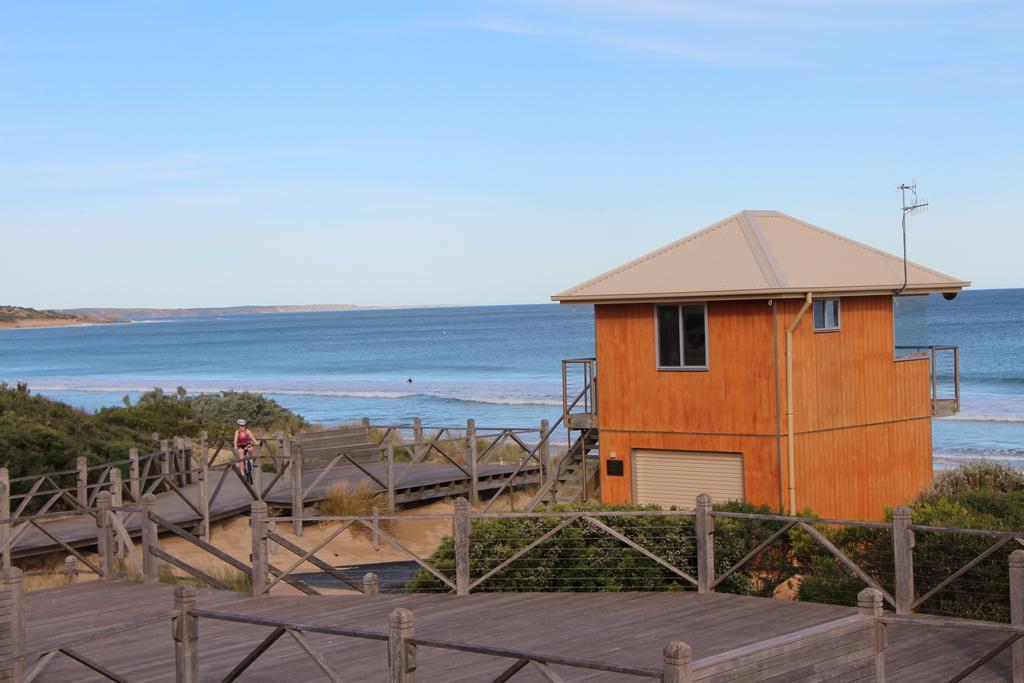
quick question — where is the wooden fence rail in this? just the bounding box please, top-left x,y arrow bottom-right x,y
2,419 -> 554,561
4,476 -> 1024,627
4,495 -> 1024,679
182,598 -> 681,682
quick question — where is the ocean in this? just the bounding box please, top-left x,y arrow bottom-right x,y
1,292 -> 1021,467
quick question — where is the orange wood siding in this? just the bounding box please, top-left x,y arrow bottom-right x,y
774,296 -> 932,432
594,295 -> 934,520
595,301 -> 779,436
789,420 -> 932,519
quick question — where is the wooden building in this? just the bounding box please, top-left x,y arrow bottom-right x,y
552,210 -> 969,520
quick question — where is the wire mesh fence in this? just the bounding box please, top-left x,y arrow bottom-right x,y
911,528 -> 1020,621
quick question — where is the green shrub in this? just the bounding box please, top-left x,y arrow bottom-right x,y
794,495 -> 1019,621
408,501 -> 796,595
926,460 -> 1024,497
0,383 -> 154,479
190,390 -> 305,441
0,383 -> 307,497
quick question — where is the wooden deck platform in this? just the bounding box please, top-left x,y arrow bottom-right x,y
19,581 -> 1017,681
11,461 -> 536,560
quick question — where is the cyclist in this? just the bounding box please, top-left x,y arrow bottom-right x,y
233,419 -> 256,485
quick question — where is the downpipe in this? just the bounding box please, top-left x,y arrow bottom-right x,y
786,293 -> 814,515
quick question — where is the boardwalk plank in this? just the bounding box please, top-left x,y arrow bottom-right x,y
14,582 -> 1016,682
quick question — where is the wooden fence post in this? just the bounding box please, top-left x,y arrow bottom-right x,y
662,641 -> 692,683
129,448 -> 141,501
76,456 -> 88,508
453,497 -> 471,596
389,608 -> 415,683
1011,549 -> 1024,683
64,555 -> 78,584
267,518 -> 278,556
141,494 -> 159,584
0,568 -> 25,683
199,431 -> 208,465
180,437 -> 189,486
287,436 -> 303,536
858,587 -> 886,682
466,419 -> 478,505
198,451 -> 210,543
363,572 -> 380,596
539,419 -> 550,480
892,505 -> 914,615
372,505 -> 381,552
173,437 -> 184,487
362,417 -> 371,441
695,493 -> 714,593
160,440 -> 171,493
250,501 -> 268,597
109,468 -> 124,559
173,585 -> 199,683
412,418 -> 422,444
96,491 -> 115,579
253,442 -> 264,501
183,437 -> 194,486
0,468 -> 10,571
385,441 -> 396,514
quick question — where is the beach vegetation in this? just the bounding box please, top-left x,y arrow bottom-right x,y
924,459 -> 1024,497
318,480 -> 384,518
317,480 -> 394,538
410,460 -> 1024,622
408,501 -> 794,594
0,382 -> 307,490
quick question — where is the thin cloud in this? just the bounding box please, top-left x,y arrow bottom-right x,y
464,14 -> 783,68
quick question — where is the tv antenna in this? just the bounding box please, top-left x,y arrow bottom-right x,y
894,182 -> 928,296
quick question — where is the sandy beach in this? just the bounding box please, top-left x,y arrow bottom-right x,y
55,493 -> 534,596
0,318 -> 109,330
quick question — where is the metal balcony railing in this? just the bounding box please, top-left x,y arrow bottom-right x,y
895,345 -> 961,416
561,358 -> 597,430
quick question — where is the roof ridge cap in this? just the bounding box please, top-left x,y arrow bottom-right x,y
739,211 -> 788,288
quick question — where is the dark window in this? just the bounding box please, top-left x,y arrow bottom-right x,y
656,304 -> 708,369
656,305 -> 681,367
813,299 -> 840,332
682,305 -> 707,366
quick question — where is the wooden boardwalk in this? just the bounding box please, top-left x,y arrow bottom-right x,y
18,581 -> 1016,681
10,461 -> 535,560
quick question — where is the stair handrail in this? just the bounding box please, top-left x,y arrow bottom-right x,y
524,428 -> 597,511
479,382 -> 591,513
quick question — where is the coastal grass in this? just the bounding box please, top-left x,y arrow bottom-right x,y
174,564 -> 252,593
23,566 -> 75,592
318,480 -> 383,517
317,480 -> 394,537
926,459 -> 1024,497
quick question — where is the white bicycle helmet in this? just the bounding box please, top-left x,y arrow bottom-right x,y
236,419 -> 246,427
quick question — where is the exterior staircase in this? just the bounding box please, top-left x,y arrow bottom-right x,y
527,427 -> 599,509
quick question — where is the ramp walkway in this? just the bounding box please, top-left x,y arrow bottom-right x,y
3,422 -> 547,560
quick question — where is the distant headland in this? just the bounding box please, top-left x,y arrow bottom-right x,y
0,305 -> 111,329
1,303 -> 451,328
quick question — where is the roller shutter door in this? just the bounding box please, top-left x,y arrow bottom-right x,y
632,450 -> 744,508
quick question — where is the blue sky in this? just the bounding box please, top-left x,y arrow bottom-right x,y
2,1 -> 1021,308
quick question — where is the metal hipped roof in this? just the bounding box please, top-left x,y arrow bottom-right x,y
552,210 -> 970,304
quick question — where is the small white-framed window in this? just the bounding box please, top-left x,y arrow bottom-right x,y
655,303 -> 708,370
813,299 -> 841,332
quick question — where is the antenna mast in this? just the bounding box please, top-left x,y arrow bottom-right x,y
894,182 -> 928,296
